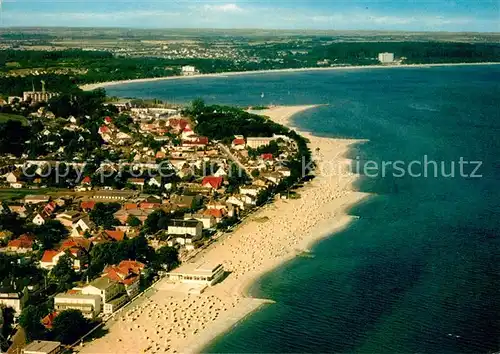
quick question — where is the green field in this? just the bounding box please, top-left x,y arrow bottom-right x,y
0,188 -> 66,201
0,113 -> 28,124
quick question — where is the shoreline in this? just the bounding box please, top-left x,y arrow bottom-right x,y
80,62 -> 500,91
78,105 -> 370,354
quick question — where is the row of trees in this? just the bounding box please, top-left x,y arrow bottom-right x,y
19,306 -> 89,344
187,99 -> 288,142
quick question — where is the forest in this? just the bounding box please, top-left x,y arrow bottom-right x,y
1,41 -> 499,96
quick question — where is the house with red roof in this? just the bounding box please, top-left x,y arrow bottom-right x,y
155,151 -> 166,159
104,116 -> 113,124
40,238 -> 92,271
203,208 -> 226,223
98,125 -> 112,142
139,202 -> 161,209
43,201 -> 57,216
201,176 -> 224,190
41,311 -> 58,329
76,176 -> 92,192
182,137 -> 209,148
261,153 -> 274,161
90,230 -> 126,245
6,234 -> 35,253
98,125 -> 111,134
231,137 -> 246,150
104,230 -> 125,242
81,201 -> 96,211
168,118 -> 189,133
127,178 -> 145,189
40,249 -> 61,269
181,125 -> 194,139
103,260 -> 145,297
123,203 -> 138,210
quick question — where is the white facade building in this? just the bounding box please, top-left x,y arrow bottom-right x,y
181,66 -> 198,76
378,52 -> 395,63
168,219 -> 203,238
0,291 -> 27,316
54,293 -> 102,319
167,262 -> 225,286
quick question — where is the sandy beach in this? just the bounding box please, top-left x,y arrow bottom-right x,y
80,62 -> 500,91
78,105 -> 370,354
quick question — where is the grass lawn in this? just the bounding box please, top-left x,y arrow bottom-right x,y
0,113 -> 28,125
0,188 -> 67,201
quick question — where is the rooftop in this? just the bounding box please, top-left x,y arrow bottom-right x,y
55,292 -> 101,301
22,340 -> 61,354
169,219 -> 201,228
87,276 -> 118,290
169,261 -> 223,277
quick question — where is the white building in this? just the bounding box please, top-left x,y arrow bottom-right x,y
23,91 -> 58,103
183,213 -> 216,229
246,137 -> 275,149
181,65 -> 198,76
239,185 -> 264,197
54,293 -> 102,319
166,262 -> 225,286
32,213 -> 46,226
168,219 -> 203,238
378,52 -> 395,63
81,277 -> 127,314
0,291 -> 27,316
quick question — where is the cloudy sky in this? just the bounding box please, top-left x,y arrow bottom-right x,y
2,0 -> 499,32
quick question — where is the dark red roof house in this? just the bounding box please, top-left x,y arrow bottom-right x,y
81,201 -> 96,211
261,153 -> 274,161
41,311 -> 58,329
232,138 -> 246,146
201,176 -> 224,190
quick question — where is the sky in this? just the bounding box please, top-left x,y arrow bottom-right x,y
2,0 -> 499,32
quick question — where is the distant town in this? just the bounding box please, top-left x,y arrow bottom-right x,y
1,28 -> 499,98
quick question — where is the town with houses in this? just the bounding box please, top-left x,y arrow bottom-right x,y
0,86 -> 305,353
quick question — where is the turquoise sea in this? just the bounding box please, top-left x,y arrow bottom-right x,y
107,65 -> 500,353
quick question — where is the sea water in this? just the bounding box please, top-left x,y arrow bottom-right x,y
107,65 -> 500,353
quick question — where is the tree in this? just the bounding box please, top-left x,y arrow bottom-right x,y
143,209 -> 171,234
126,215 -> 141,227
154,246 -> 179,271
191,98 -> 205,115
51,310 -> 88,344
51,254 -> 76,291
0,209 -> 27,236
86,236 -> 154,279
19,305 -> 46,343
227,163 -> 249,193
89,203 -> 120,229
33,220 -> 68,250
1,305 -> 15,344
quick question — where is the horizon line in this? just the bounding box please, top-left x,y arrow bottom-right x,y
0,26 -> 499,35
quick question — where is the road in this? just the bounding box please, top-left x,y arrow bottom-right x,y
217,143 -> 253,180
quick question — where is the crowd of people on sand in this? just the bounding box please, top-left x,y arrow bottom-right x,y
79,106 -> 367,354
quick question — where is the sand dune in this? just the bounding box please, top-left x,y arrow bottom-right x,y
78,105 -> 370,354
